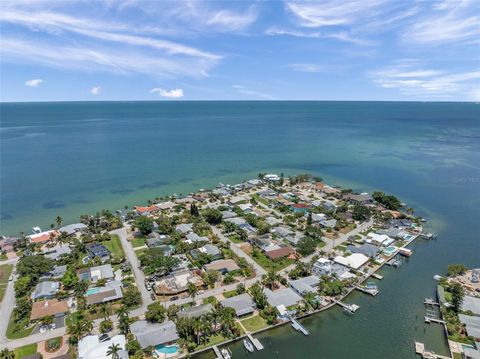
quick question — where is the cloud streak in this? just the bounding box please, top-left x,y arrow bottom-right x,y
150,88 -> 184,98
25,78 -> 43,87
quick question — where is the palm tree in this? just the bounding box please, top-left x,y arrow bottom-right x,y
118,314 -> 131,335
116,304 -> 129,318
100,303 -> 109,320
0,348 -> 15,359
55,216 -> 63,229
262,270 -> 281,290
106,343 -> 121,359
187,282 -> 198,302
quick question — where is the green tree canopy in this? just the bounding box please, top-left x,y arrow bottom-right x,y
134,216 -> 154,235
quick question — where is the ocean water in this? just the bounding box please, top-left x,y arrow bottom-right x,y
1,101 -> 479,357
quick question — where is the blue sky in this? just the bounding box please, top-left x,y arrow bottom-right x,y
1,0 -> 479,102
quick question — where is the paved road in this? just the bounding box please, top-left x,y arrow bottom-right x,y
212,226 -> 266,276
0,257 -> 19,266
111,226 -> 153,308
0,267 -> 17,347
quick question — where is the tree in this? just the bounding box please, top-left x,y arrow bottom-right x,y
55,216 -> 63,228
139,248 -> 180,276
118,313 -> 131,335
107,343 -> 121,359
122,286 -> 141,308
307,212 -> 312,225
187,282 -> 198,302
17,256 -> 54,281
202,269 -> 220,287
450,282 -> 464,313
67,311 -> 93,344
236,283 -> 246,294
372,191 -> 402,210
145,302 -> 166,323
0,348 -> 15,359
126,337 -> 142,356
190,204 -> 200,217
262,270 -> 281,290
100,319 -> 114,334
447,264 -> 468,277
133,216 -> 154,235
99,303 -> 110,320
62,268 -> 78,289
352,205 -> 371,221
297,236 -> 317,256
203,208 -> 222,224
14,276 -> 32,297
249,281 -> 267,309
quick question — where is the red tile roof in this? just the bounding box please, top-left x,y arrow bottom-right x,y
30,231 -> 58,243
135,205 -> 158,214
30,299 -> 68,321
265,247 -> 295,260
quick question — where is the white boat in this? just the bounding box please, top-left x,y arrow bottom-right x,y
433,274 -> 443,281
243,339 -> 254,353
221,348 -> 232,359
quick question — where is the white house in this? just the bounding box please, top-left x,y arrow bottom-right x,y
334,253 -> 369,270
78,335 -> 128,359
366,232 -> 394,246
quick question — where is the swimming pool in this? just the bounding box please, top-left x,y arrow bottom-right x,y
155,344 -> 179,355
86,287 -> 101,296
383,246 -> 397,255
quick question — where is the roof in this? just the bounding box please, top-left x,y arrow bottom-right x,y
155,201 -> 176,210
345,193 -> 373,202
89,264 -> 114,282
186,232 -> 209,243
265,217 -> 281,226
222,211 -> 237,219
367,233 -> 394,245
290,276 -> 320,295
130,320 -> 179,348
85,281 -> 123,305
176,223 -> 193,234
265,246 -> 295,260
291,203 -> 312,209
458,314 -> 480,339
30,230 -> 58,243
334,253 -> 369,269
44,244 -> 72,260
221,293 -> 256,316
78,335 -> 128,359
199,244 -> 221,257
59,223 -> 87,235
30,299 -> 68,321
273,226 -> 293,238
463,347 -> 480,359
86,243 -> 111,258
32,281 -> 59,299
49,265 -> 67,279
177,303 -> 214,319
264,287 -> 302,308
461,295 -> 480,316
225,217 -> 247,226
135,205 -> 158,214
347,243 -> 380,258
204,259 -> 240,272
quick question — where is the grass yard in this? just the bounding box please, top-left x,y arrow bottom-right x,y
135,248 -> 148,258
252,194 -> 269,206
195,323 -> 245,350
14,343 -> 37,359
241,314 -> 269,332
7,314 -> 36,339
222,289 -> 238,298
0,253 -> 7,260
130,237 -> 146,248
102,234 -> 125,257
453,353 -> 462,359
0,264 -> 13,302
228,234 -> 243,244
251,250 -> 294,272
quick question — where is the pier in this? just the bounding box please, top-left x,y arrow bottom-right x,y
424,298 -> 440,306
424,317 -> 445,324
247,333 -> 264,350
291,317 -> 309,336
371,273 -> 383,280
414,341 -> 450,359
336,301 -> 360,313
212,345 -> 223,359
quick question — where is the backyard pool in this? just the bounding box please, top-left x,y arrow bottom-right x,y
383,246 -> 397,255
155,344 -> 179,355
86,287 -> 101,296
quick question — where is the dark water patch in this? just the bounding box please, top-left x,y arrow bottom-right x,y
110,188 -> 135,195
42,201 -> 67,209
138,181 -> 169,189
1,213 -> 13,220
178,177 -> 193,183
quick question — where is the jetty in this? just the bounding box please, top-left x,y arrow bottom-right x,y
291,317 -> 309,336
212,345 -> 223,359
371,273 -> 383,280
336,301 -> 360,313
247,333 -> 264,351
424,316 -> 445,324
386,257 -> 402,267
420,232 -> 437,240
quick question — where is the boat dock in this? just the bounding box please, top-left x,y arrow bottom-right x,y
386,257 -> 402,267
424,316 -> 445,324
371,273 -> 383,280
414,341 -> 450,359
291,317 -> 309,336
356,285 -> 378,296
212,345 -> 223,359
424,298 -> 440,306
247,333 -> 264,350
336,301 -> 360,313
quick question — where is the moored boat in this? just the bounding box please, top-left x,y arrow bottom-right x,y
243,339 -> 254,353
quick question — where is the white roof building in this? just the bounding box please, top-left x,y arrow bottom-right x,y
78,334 -> 128,359
334,253 -> 369,270
367,233 -> 394,246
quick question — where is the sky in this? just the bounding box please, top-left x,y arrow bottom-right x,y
1,0 -> 479,102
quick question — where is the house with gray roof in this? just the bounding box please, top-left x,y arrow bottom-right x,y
44,244 -> 72,261
290,276 -> 320,296
49,265 -> 67,279
461,295 -> 480,316
59,223 -> 87,235
78,264 -> 114,283
176,223 -> 193,235
222,211 -> 237,220
85,281 -> 123,305
191,244 -> 222,261
265,216 -> 281,226
177,303 -> 214,319
32,281 -> 60,300
221,293 -> 256,317
347,243 -> 380,258
458,314 -> 480,340
344,193 -> 373,205
264,287 -> 302,308
319,219 -> 337,229
130,320 -> 179,348
186,232 -> 209,244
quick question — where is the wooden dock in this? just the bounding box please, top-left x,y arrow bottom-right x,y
247,333 -> 264,350
424,298 -> 440,306
371,273 -> 383,280
212,345 -> 223,359
291,317 -> 309,336
424,317 -> 445,324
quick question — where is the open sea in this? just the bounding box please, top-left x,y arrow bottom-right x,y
1,101 -> 479,358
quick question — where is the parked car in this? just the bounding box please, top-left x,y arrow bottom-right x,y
150,293 -> 156,301
170,296 -> 179,301
99,334 -> 110,342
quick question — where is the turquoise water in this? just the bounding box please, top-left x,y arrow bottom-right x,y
86,287 -> 101,296
1,101 -> 479,358
155,344 -> 179,354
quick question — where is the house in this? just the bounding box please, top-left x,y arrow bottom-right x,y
175,223 -> 193,235
238,203 -> 253,213
366,233 -> 394,247
204,259 -> 240,274
155,201 -> 176,210
30,299 -> 68,321
78,264 -> 114,283
191,244 -> 222,261
290,203 -> 312,213
177,303 -> 214,319
310,213 -> 327,223
130,320 -> 179,348
347,243 -> 380,258
265,216 -> 281,226
185,232 -> 209,244
318,219 -> 337,229
264,174 -> 280,182
32,281 -> 60,300
265,246 -> 295,260
48,265 -> 68,279
264,288 -> 302,308
247,179 -> 263,186
463,346 -> 480,359
29,230 -> 58,244
461,296 -> 480,316
228,196 -> 247,205
344,193 -> 373,205
221,293 -> 256,317
389,218 -> 414,228
258,189 -> 277,199
85,281 -> 123,305
313,258 -> 333,277
134,205 -> 159,215
86,242 -> 111,262
272,226 -> 293,239
146,237 -> 164,248
377,228 -> 408,239
458,314 -> 480,340
221,211 -> 237,220
334,253 -> 369,270
78,334 -> 128,359
153,245 -> 175,257
59,223 -> 87,235
290,276 -> 320,296
44,244 -> 72,261
154,270 -> 203,295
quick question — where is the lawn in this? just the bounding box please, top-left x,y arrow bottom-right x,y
131,237 -> 146,248
135,248 -> 148,258
102,234 -> 125,257
252,194 -> 269,206
195,323 -> 244,350
6,314 -> 35,339
14,343 -> 37,359
228,234 -> 243,244
0,253 -> 7,260
453,353 -> 462,359
222,289 -> 238,298
0,264 -> 13,302
241,314 -> 269,332
251,250 -> 294,272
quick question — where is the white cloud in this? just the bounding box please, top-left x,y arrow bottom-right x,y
265,27 -> 373,46
233,85 -> 276,100
25,78 -> 43,87
90,86 -> 101,95
372,62 -> 480,99
207,6 -> 258,31
289,64 -> 328,73
150,88 -> 184,98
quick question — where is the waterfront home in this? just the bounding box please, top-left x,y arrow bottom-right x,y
134,205 -> 159,215
177,303 -> 214,319
264,287 -> 302,308
155,201 -> 176,210
290,276 -> 320,296
85,281 -> 123,305
264,174 -> 280,182
461,296 -> 480,316
29,230 -> 58,244
334,253 -> 369,270
175,223 -> 193,235
220,293 -> 256,317
247,179 -> 263,186
265,245 -> 295,260
191,244 -> 222,261
86,242 -> 111,262
78,264 -> 114,283
130,320 -> 179,349
347,243 -> 380,258
204,259 -> 240,274
43,244 -> 71,261
366,233 -> 394,247
30,299 -> 68,321
377,227 -> 408,239
389,218 -> 414,228
313,258 -> 333,277
344,193 -> 373,205
78,334 -> 128,359
185,232 -> 209,244
458,314 -> 480,341
59,223 -> 87,235
154,269 -> 203,295
32,281 -> 60,300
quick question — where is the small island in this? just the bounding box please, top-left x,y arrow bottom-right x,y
0,173 -> 426,359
